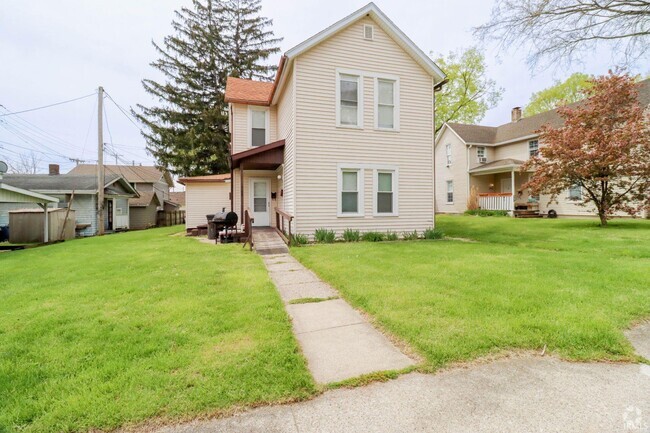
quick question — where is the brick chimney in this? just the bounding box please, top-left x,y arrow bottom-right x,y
49,164 -> 60,175
511,106 -> 522,122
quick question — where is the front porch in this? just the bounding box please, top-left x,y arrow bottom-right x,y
469,158 -> 540,217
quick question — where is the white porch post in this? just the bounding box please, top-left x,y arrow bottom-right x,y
510,168 -> 515,215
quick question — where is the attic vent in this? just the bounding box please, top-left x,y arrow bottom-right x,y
363,24 -> 374,40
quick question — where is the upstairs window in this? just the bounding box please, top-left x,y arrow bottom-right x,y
363,24 -> 374,40
529,140 -> 539,157
568,183 -> 582,200
249,108 -> 268,147
445,143 -> 452,166
477,146 -> 486,161
337,73 -> 362,127
375,170 -> 398,215
446,180 -> 454,203
376,78 -> 397,130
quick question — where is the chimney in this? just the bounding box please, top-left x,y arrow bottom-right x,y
511,107 -> 522,123
49,164 -> 60,176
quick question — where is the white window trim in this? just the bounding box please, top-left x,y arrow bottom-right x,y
336,69 -> 364,129
528,140 -> 539,157
445,143 -> 452,166
477,146 -> 486,161
372,168 -> 399,216
567,184 -> 582,201
363,24 -> 374,40
446,180 -> 454,204
337,165 -> 365,217
247,106 -> 270,147
373,75 -> 400,131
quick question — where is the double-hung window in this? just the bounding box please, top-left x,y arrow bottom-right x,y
340,169 -> 362,215
376,78 -> 398,130
374,169 -> 398,216
477,146 -> 486,161
338,73 -> 361,127
249,108 -> 268,147
446,180 -> 454,203
529,140 -> 539,157
568,183 -> 582,200
445,143 -> 452,166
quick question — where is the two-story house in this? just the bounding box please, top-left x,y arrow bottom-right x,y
435,78 -> 650,217
68,164 -> 176,229
224,2 -> 446,237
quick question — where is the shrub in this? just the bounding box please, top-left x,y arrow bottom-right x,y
402,230 -> 419,241
314,228 -> 336,243
362,231 -> 385,242
423,227 -> 445,239
291,233 -> 308,246
464,209 -> 509,217
342,228 -> 360,242
385,231 -> 398,241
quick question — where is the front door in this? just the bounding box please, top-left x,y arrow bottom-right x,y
249,179 -> 270,226
501,177 -> 512,194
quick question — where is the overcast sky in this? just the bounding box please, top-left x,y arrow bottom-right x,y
1,0 -> 646,178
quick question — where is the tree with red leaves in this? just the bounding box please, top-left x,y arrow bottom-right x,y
522,73 -> 650,226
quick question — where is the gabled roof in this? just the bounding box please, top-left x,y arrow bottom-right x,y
227,2 -> 446,107
225,77 -> 274,106
129,191 -> 161,207
2,174 -> 138,196
444,78 -> 650,146
169,191 -> 185,206
469,158 -> 525,174
68,164 -> 174,187
177,173 -> 231,185
0,181 -> 59,203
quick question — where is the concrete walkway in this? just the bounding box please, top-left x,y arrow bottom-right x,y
153,356 -> 650,433
262,252 -> 415,384
253,228 -> 289,255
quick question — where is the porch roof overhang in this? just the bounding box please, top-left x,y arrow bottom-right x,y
469,158 -> 525,175
231,139 -> 285,170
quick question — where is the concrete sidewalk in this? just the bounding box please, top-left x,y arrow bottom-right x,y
262,253 -> 414,384
152,357 -> 650,433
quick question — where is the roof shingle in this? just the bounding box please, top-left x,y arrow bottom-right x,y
225,77 -> 274,105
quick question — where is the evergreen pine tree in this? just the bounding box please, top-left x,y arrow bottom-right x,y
134,0 -> 281,177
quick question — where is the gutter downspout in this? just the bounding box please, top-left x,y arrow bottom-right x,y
432,78 -> 448,226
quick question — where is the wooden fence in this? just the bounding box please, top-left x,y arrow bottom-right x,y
157,210 -> 186,227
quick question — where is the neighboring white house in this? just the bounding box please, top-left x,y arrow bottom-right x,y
435,78 -> 650,217
179,173 -> 231,229
223,2 -> 446,238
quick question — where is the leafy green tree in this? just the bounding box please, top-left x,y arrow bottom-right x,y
134,0 -> 281,177
434,48 -> 503,133
524,73 -> 593,116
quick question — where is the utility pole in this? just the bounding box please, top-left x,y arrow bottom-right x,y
97,86 -> 105,235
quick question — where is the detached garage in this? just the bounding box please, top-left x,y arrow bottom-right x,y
178,173 -> 231,230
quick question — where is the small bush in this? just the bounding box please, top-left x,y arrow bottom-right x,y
342,228 -> 360,242
423,227 -> 445,240
402,230 -> 419,241
385,231 -> 398,241
464,209 -> 509,217
314,228 -> 336,243
291,233 -> 308,246
362,231 -> 385,242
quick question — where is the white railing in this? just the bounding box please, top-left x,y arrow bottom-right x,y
479,193 -> 512,211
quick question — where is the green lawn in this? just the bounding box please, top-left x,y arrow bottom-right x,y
0,227 -> 314,433
292,216 -> 650,370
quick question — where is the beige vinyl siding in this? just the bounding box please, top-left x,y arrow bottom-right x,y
185,182 -> 231,229
277,64 -> 296,223
232,169 -> 280,228
231,103 -> 278,154
293,16 -> 435,235
435,128 -> 468,214
494,140 -> 533,161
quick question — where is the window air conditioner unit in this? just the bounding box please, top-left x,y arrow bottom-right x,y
478,157 -> 487,163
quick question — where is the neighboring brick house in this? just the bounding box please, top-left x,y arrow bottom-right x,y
68,164 -> 177,229
435,78 -> 650,218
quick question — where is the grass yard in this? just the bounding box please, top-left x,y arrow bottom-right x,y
0,227 -> 314,433
292,215 -> 650,370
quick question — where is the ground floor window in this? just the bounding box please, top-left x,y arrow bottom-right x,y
568,183 -> 582,200
374,169 -> 398,216
446,180 -> 454,203
339,168 -> 362,216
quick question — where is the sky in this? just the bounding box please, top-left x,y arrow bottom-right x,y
1,0 -> 646,179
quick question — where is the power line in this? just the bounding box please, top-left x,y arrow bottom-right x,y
104,91 -> 143,133
0,92 -> 96,117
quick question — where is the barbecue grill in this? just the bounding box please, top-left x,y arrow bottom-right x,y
207,208 -> 239,242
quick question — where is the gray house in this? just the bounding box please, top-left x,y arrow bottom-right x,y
0,165 -> 138,236
68,164 -> 176,230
